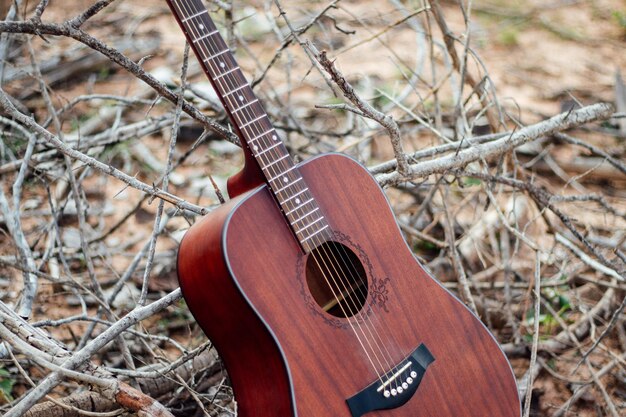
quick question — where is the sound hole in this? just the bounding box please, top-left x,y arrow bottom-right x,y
305,241 -> 369,318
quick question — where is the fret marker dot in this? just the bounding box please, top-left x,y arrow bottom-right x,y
272,134 -> 278,141
238,95 -> 244,102
220,62 -> 225,68
283,176 -> 288,183
253,145 -> 258,151
199,24 -> 205,30
295,198 -> 301,204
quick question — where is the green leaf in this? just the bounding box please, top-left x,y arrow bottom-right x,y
463,177 -> 482,187
613,10 -> 626,29
0,368 -> 15,403
557,294 -> 571,311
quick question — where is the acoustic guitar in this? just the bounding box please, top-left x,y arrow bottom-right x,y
166,0 -> 521,415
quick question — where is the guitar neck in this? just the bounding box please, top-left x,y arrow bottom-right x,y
166,0 -> 331,251
166,0 -> 284,161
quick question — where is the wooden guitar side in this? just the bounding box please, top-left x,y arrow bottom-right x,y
176,192 -> 295,415
177,153 -> 521,416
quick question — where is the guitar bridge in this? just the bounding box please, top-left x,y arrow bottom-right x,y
346,344 -> 435,417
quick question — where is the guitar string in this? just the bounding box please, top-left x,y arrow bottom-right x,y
177,2 -> 411,394
168,1 -> 396,381
172,0 -> 408,390
172,0 -> 410,391
169,0 -> 396,387
169,1 -> 396,381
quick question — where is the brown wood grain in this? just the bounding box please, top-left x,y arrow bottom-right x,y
178,153 -> 521,416
177,195 -> 294,416
226,148 -> 265,198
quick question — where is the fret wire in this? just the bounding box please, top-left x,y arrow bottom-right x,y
240,114 -> 267,129
187,29 -> 233,84
223,87 -> 253,113
223,83 -> 251,112
233,99 -> 259,113
217,74 -> 245,108
248,128 -> 273,142
301,225 -> 330,242
178,4 -> 284,162
176,5 -> 235,101
175,5 -> 274,154
285,198 -> 314,215
257,142 -> 281,155
290,208 -> 320,225
268,166 -> 297,182
203,49 -> 229,62
177,4 -> 266,143
224,84 -> 249,97
184,17 -> 243,101
295,216 -> 325,234
186,41 -> 267,153
262,154 -> 289,169
215,66 -> 240,80
182,9 -> 207,22
174,2 -> 260,133
231,107 -> 264,131
174,2 -> 281,160
275,177 -> 303,193
175,19 -> 250,131
191,29 -> 219,44
227,95 -> 253,120
283,187 -> 309,203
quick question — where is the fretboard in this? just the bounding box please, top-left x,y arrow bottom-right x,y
167,0 -> 331,251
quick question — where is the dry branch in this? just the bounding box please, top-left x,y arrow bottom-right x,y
2,290 -> 181,417
376,103 -> 615,186
0,86 -> 208,215
0,19 -> 238,145
316,50 -> 410,177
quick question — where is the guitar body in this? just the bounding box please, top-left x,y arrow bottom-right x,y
177,153 -> 521,417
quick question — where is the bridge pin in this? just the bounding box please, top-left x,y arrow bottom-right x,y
391,389 -> 397,396
383,390 -> 391,398
410,371 -> 418,378
397,387 -> 404,394
402,382 -> 409,389
407,377 -> 414,384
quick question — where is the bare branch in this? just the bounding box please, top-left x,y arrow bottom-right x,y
376,103 -> 615,186
0,86 -> 209,215
317,50 -> 410,176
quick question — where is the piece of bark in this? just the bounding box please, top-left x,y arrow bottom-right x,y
23,392 -> 117,417
115,382 -> 175,417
